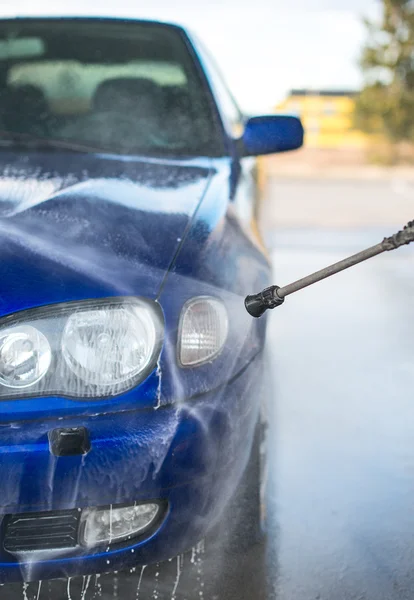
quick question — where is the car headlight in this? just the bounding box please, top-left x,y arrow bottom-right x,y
178,296 -> 228,366
0,325 -> 51,389
0,298 -> 163,399
62,305 -> 158,388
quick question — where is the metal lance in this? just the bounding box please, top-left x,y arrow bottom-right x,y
245,220 -> 414,318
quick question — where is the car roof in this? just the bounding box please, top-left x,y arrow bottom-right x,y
0,15 -> 185,32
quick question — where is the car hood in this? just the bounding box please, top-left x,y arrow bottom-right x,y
0,151 -> 212,317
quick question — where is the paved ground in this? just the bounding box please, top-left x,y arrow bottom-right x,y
260,177 -> 414,228
264,226 -> 414,600
1,178 -> 413,600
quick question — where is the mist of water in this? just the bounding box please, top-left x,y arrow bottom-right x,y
0,181 -> 263,598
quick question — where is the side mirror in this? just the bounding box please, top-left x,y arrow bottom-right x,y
240,115 -> 304,157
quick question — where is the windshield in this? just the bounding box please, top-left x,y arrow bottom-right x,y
0,20 -> 223,157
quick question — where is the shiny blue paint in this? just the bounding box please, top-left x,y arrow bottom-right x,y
0,356 -> 264,583
243,115 -> 304,156
0,16 -> 302,582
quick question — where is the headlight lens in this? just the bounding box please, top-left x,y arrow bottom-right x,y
0,325 -> 51,388
0,298 -> 163,399
62,305 -> 158,389
178,297 -> 228,366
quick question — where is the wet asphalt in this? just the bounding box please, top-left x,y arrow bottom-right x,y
1,178 -> 414,599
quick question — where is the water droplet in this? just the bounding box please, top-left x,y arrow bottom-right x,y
136,565 -> 146,600
22,582 -> 29,600
67,577 -> 72,600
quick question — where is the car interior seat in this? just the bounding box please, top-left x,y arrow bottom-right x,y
56,77 -> 165,151
93,77 -> 163,120
3,84 -> 50,135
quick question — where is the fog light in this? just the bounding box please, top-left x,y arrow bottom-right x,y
80,503 -> 160,547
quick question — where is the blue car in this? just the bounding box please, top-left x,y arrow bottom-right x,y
0,17 -> 303,582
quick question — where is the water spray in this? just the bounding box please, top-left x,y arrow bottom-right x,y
245,220 -> 414,318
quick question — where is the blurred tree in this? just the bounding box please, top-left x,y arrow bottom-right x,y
355,0 -> 414,145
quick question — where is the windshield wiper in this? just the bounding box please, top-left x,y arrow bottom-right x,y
0,130 -> 112,154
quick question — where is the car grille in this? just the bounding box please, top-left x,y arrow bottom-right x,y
3,509 -> 80,553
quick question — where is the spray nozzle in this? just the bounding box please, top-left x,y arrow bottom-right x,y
244,286 -> 284,318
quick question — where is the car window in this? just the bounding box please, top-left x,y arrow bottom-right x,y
191,33 -> 244,137
8,60 -> 188,115
0,21 -> 224,157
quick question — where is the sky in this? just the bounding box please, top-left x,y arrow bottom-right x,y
0,0 -> 380,113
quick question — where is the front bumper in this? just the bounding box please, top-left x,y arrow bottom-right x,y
0,355 -> 263,582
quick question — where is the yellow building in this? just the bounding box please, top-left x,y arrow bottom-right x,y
277,89 -> 369,149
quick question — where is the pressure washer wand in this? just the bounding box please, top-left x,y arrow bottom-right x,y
245,220 -> 414,318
